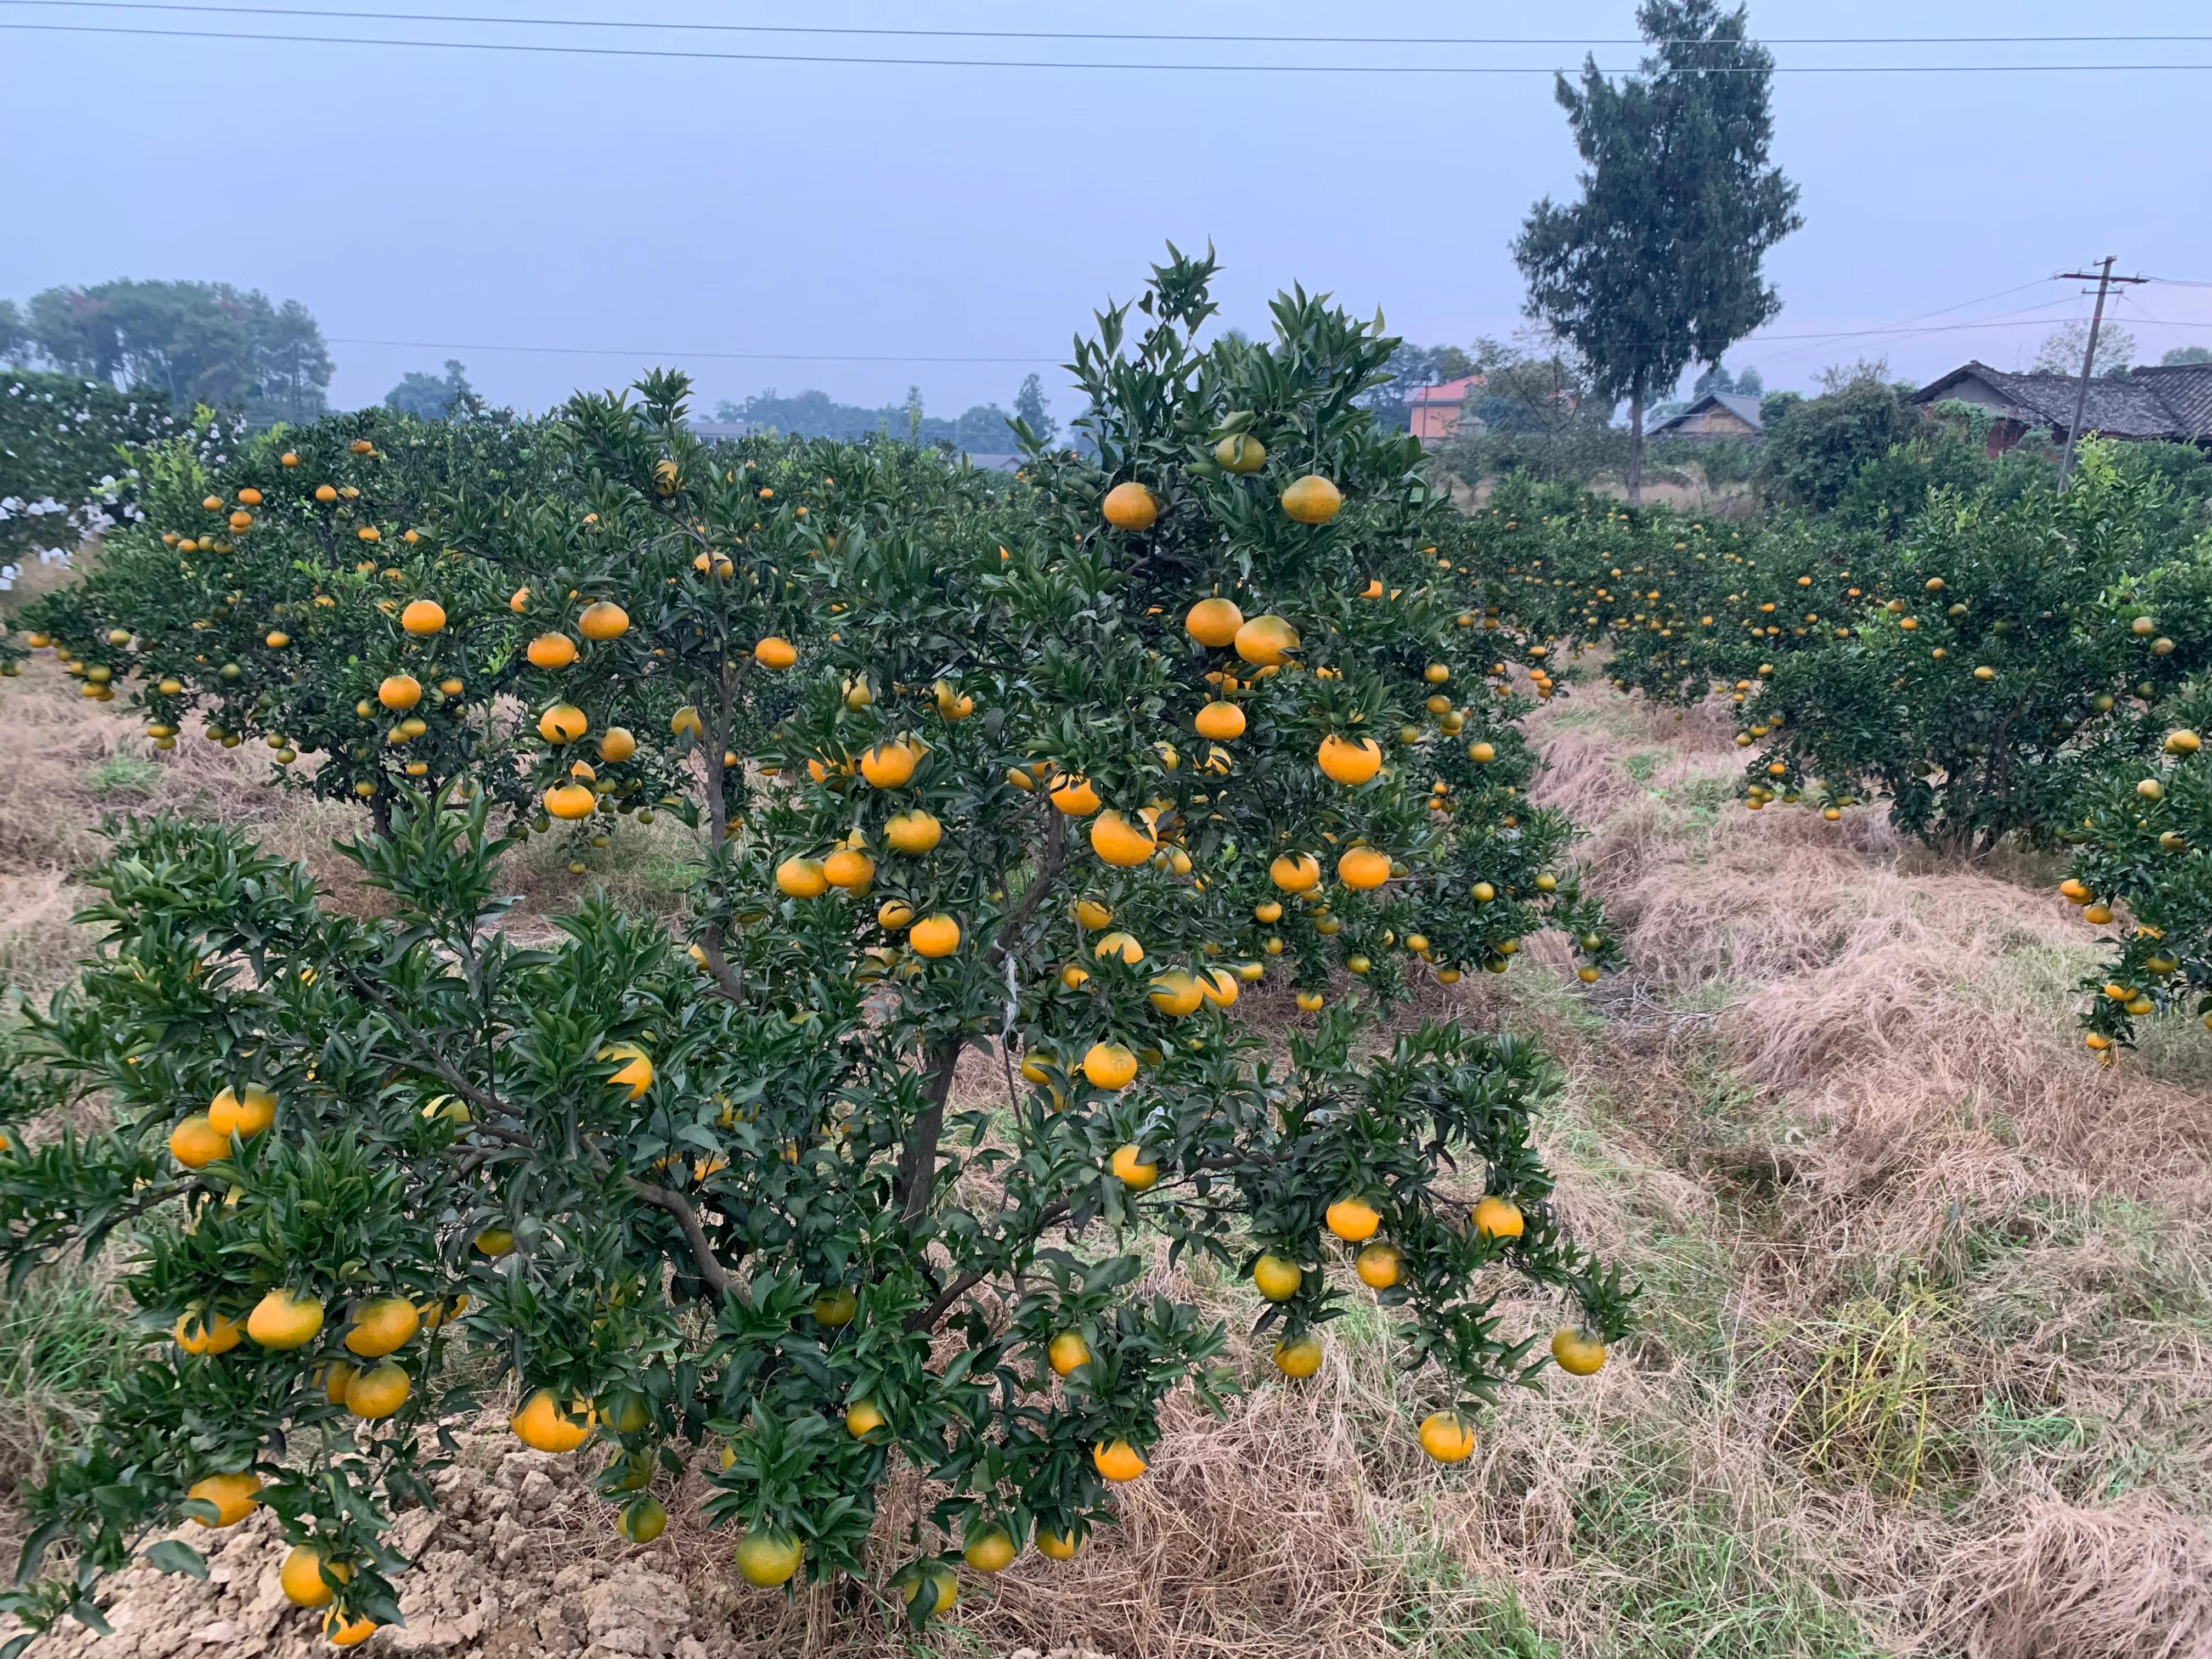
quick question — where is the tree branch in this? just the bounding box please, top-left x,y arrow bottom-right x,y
904,1199 -> 1070,1333
986,808 -> 1066,969
627,1179 -> 734,1299
895,1041 -> 963,1222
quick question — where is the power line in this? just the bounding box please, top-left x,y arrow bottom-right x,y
7,1 -> 2212,49
10,19 -> 2212,72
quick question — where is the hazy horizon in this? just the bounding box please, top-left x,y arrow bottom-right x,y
9,0 -> 2212,420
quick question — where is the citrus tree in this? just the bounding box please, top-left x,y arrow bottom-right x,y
0,253 -> 1631,1650
1741,447 -> 2212,845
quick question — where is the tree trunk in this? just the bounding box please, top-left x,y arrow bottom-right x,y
1627,383 -> 1646,506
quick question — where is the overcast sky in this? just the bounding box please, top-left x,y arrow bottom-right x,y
8,0 -> 2212,421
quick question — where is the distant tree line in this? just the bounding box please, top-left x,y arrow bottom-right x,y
715,371 -> 1057,454
0,279 -> 332,427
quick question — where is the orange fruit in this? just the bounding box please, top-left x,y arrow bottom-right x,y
1472,1195 -> 1524,1240
812,1286 -> 858,1327
578,601 -> 629,641
324,1610 -> 379,1647
1280,475 -> 1342,524
1109,1142 -> 1156,1188
1094,930 -> 1143,964
510,1389 -> 593,1453
1194,701 -> 1246,740
473,1227 -> 515,1256
345,1359 -> 410,1419
670,705 -> 703,737
400,599 -> 445,635
877,899 -> 916,929
1551,1328 -> 1607,1376
822,848 -> 875,890
963,1527 -> 1017,1573
1050,774 -> 1101,816
844,1398 -> 886,1437
1417,1412 -> 1475,1464
1214,433 -> 1267,474
174,1310 -> 243,1356
598,727 -> 636,763
545,782 -> 596,821
1037,1526 -> 1081,1560
618,1496 -> 668,1544
1269,852 -> 1322,892
1325,1197 -> 1380,1243
1355,1241 -> 1401,1289
1087,1044 -> 1139,1091
1317,734 -> 1383,785
1198,966 -> 1238,1007
1149,972 -> 1203,1016
1186,596 -> 1245,646
860,742 -> 917,788
280,1545 -> 351,1609
1090,810 -> 1157,867
168,1113 -> 227,1169
734,1530 -> 804,1587
187,1471 -> 261,1528
527,633 -> 577,669
247,1289 -> 324,1348
1234,614 -> 1300,665
1102,481 -> 1158,529
909,915 -> 961,957
343,1296 -> 421,1358
1337,847 -> 1391,890
754,635 -> 797,669
1273,1332 -> 1323,1378
538,703 -> 589,744
885,810 -> 943,854
208,1083 -> 276,1139
601,1044 -> 653,1100
775,856 -> 829,898
1252,1254 -> 1302,1301
1074,898 -> 1113,928
1048,1331 -> 1091,1376
1092,1440 -> 1147,1482
377,673 -> 421,711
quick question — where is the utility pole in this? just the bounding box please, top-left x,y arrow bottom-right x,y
2055,256 -> 2148,487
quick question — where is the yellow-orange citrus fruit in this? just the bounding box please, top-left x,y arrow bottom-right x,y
1074,898 -> 1113,928
1090,810 -> 1157,867
399,599 -> 445,635
1087,1044 -> 1140,1091
545,782 -> 595,820
1186,596 -> 1244,646
1269,851 -> 1322,892
1195,701 -> 1246,740
1199,966 -> 1239,1007
1337,847 -> 1391,890
247,1289 -> 324,1349
1325,1197 -> 1380,1243
1050,774 -> 1102,816
618,1495 -> 668,1544
670,705 -> 704,737
753,635 -> 797,669
473,1227 -> 515,1256
510,1389 -> 593,1453
1048,1330 -> 1092,1376
345,1359 -> 410,1419
280,1545 -> 350,1609
578,600 -> 629,641
1418,1412 -> 1475,1464
527,633 -> 577,669
169,1114 -> 227,1170
964,1527 -> 1017,1573
187,1470 -> 261,1527
1094,930 -> 1144,964
822,848 -> 875,890
860,742 -> 917,788
1355,1241 -> 1401,1289
1252,1253 -> 1302,1300
538,702 -> 589,743
377,673 -> 421,711
1214,432 -> 1266,473
812,1286 -> 858,1327
1102,481 -> 1158,529
877,899 -> 916,929
1149,971 -> 1203,1016
599,726 -> 636,763
734,1530 -> 804,1587
776,856 -> 830,898
1472,1195 -> 1525,1240
1037,1527 -> 1082,1560
1552,1328 -> 1608,1375
1280,475 -> 1343,524
1273,1332 -> 1323,1378
343,1296 -> 421,1358
1234,614 -> 1300,665
1092,1440 -> 1147,1482
910,914 -> 961,957
885,810 -> 943,854
1109,1142 -> 1156,1189
174,1310 -> 242,1356
324,1610 -> 379,1648
208,1083 -> 276,1138
844,1398 -> 886,1437
600,1043 -> 653,1100
1317,733 -> 1383,785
